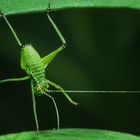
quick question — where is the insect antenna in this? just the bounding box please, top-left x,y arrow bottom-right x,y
47,90 -> 140,93
43,92 -> 60,130
0,12 -> 22,47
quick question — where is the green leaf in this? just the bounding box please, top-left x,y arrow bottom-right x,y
1,0 -> 140,16
0,129 -> 140,140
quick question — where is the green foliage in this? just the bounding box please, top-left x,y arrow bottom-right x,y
0,0 -> 140,138
0,0 -> 140,16
0,129 -> 140,140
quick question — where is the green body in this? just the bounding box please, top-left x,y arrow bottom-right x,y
20,44 -> 64,96
21,45 -> 47,96
0,11 -> 77,131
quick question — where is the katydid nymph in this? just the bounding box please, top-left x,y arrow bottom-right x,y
0,9 -> 78,132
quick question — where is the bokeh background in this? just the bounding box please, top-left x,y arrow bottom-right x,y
0,8 -> 140,135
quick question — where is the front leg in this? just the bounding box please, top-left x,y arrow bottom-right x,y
46,79 -> 78,105
31,81 -> 39,132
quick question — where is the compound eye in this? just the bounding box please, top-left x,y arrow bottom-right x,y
37,85 -> 42,91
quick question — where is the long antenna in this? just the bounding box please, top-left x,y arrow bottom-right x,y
48,90 -> 140,93
0,12 -> 22,47
43,92 -> 60,130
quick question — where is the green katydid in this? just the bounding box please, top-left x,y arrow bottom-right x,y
0,8 -> 77,132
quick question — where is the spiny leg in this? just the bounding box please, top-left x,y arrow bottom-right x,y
42,5 -> 66,67
0,76 -> 29,83
46,5 -> 77,105
47,79 -> 78,105
0,11 -> 22,47
46,4 -> 77,105
43,92 -> 60,130
31,81 -> 39,132
47,4 -> 66,47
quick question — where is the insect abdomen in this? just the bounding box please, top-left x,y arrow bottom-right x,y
20,44 -> 46,83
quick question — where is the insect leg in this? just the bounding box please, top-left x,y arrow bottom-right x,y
31,81 -> 39,132
46,79 -> 78,105
47,5 -> 66,47
0,76 -> 29,83
0,11 -> 22,47
43,92 -> 60,130
42,45 -> 64,68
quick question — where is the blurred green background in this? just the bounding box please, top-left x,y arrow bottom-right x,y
0,8 -> 140,135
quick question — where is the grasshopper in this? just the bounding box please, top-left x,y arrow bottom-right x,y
0,7 -> 77,131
